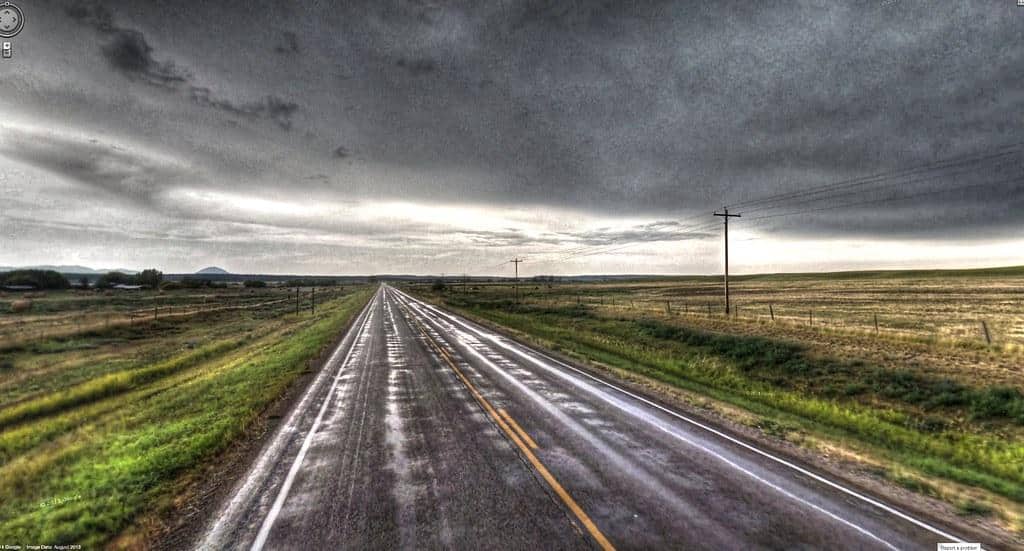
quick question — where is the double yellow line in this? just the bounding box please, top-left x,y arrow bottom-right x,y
410,315 -> 614,551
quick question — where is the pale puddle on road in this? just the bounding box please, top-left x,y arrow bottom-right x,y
383,296 -> 443,548
271,307 -> 380,520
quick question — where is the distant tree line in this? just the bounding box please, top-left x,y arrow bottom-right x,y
95,269 -> 163,289
168,277 -> 226,290
0,270 -> 70,290
284,279 -> 343,287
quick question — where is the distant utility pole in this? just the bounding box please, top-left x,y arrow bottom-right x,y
714,207 -> 741,315
510,258 -> 524,304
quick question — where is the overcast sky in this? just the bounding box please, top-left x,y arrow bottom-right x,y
0,1 -> 1021,275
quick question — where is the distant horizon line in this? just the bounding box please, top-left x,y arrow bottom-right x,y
3,263 -> 1022,280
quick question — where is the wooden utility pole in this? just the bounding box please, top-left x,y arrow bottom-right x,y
714,207 -> 741,315
311,287 -> 315,314
510,258 -> 524,304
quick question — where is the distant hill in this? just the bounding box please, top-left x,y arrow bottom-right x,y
196,266 -> 230,275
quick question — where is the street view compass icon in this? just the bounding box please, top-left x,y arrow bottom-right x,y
0,2 -> 24,38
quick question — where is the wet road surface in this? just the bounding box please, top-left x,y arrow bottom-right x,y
199,285 -> 973,550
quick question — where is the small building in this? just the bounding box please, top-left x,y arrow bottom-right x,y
112,284 -> 145,291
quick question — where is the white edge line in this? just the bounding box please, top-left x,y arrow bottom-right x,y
249,290 -> 379,551
396,288 -> 967,545
199,289 -> 378,549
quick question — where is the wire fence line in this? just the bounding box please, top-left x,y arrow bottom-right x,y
505,287 -> 1023,349
0,287 -> 346,351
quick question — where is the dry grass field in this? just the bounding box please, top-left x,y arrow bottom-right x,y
0,284 -> 373,547
505,268 -> 1024,388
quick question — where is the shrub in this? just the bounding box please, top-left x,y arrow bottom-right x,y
181,278 -> 212,289
0,269 -> 69,290
136,269 -> 163,288
285,279 -> 340,287
956,499 -> 994,516
970,386 -> 1024,421
96,269 -> 162,288
243,280 -> 267,288
95,272 -> 134,289
10,299 -> 32,313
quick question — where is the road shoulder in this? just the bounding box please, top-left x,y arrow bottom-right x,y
114,292 -> 375,551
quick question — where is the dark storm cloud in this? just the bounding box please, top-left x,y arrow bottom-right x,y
394,57 -> 438,76
4,0 -> 1023,274
50,1 -> 1024,232
297,0 -> 1022,240
274,31 -> 300,55
188,88 -> 299,131
66,3 -> 187,87
100,29 -> 187,87
65,1 -> 300,130
0,127 -> 186,206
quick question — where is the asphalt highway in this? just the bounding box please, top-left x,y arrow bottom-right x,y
198,285 -> 975,550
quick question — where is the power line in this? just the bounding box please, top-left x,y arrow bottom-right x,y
742,173 -> 1024,227
727,143 -> 1023,211
739,153 -> 1022,217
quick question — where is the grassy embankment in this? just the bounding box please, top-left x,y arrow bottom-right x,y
410,269 -> 1024,532
0,285 -> 373,547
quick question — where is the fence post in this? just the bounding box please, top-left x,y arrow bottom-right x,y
981,320 -> 991,345
154,305 -> 157,320
769,303 -> 774,321
666,301 -> 671,314
873,313 -> 879,333
809,310 -> 813,326
707,302 -> 712,316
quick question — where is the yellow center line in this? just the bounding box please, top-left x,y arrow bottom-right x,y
409,314 -> 615,551
498,408 -> 540,450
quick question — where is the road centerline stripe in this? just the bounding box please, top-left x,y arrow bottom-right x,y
499,408 -> 540,450
402,304 -> 615,551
